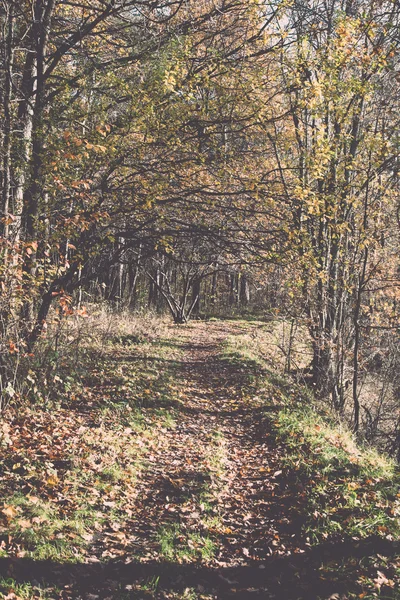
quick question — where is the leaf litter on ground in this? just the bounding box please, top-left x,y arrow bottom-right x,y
0,319 -> 398,599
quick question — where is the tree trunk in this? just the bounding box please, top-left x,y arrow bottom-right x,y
229,273 -> 238,306
239,273 -> 250,306
12,50 -> 36,245
211,267 -> 218,306
21,1 -> 56,326
191,277 -> 201,316
2,0 -> 14,242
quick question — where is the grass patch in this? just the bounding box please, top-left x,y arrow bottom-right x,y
0,578 -> 61,599
157,523 -> 216,562
273,404 -> 400,544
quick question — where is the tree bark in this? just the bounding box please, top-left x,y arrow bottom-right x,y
2,0 -> 14,242
191,277 -> 201,316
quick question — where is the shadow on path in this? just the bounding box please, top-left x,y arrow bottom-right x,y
0,535 -> 398,599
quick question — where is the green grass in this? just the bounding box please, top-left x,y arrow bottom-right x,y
273,404 -> 400,545
0,493 -> 92,562
0,578 -> 61,599
223,331 -> 400,541
157,523 -> 216,562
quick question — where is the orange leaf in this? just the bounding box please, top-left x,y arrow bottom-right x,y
2,505 -> 19,519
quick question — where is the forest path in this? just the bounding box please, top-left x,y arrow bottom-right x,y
122,321 -> 291,577
0,320 -> 383,600
82,320 -> 327,599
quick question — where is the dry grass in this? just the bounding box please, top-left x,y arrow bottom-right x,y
44,304 -> 171,352
222,318 -> 312,373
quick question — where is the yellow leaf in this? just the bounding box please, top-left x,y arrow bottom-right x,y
46,474 -> 59,487
2,504 -> 19,519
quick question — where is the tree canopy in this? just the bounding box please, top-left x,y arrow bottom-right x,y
1,0 -> 400,443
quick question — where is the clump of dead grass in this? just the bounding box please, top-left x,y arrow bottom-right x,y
45,304 -> 171,353
1,305 -> 172,411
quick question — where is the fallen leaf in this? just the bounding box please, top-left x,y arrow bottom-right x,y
2,505 -> 19,519
17,519 -> 31,529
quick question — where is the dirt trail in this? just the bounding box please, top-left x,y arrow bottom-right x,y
127,323 -> 285,565
1,322 -> 345,599
102,321 -> 313,599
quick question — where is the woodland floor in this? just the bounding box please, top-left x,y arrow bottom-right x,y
0,320 -> 399,600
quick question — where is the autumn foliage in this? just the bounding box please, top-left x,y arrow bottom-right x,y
0,2 -> 399,449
